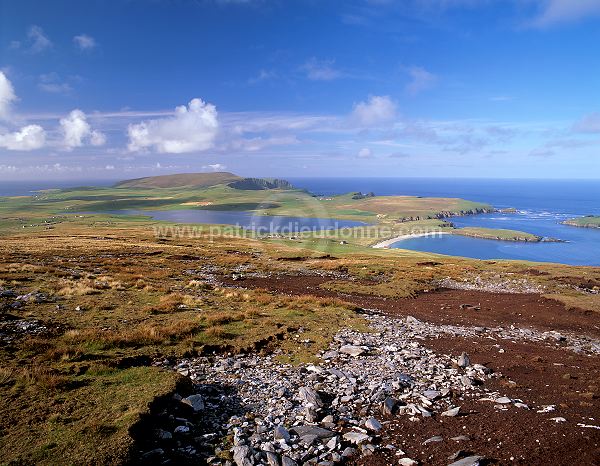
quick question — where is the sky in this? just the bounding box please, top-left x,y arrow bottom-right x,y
0,0 -> 599,181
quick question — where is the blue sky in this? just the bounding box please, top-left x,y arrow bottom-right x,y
0,0 -> 599,180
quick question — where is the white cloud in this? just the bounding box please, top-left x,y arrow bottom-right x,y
203,163 -> 227,171
105,164 -> 115,170
60,109 -> 106,150
351,95 -> 397,126
531,0 -> 600,27
0,72 -> 17,121
573,112 -> 600,133
357,147 -> 373,158
0,125 -> 46,151
127,98 -> 219,153
28,25 -> 52,53
405,66 -> 437,96
301,58 -> 342,81
73,34 -> 97,51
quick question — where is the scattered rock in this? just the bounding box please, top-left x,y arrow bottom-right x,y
457,352 -> 471,368
339,345 -> 367,357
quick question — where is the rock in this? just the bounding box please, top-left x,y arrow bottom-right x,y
155,429 -> 172,440
398,458 -> 418,466
281,456 -> 298,466
173,425 -> 189,434
339,345 -> 367,357
274,426 -> 291,442
451,435 -> 470,442
423,435 -> 443,445
405,315 -> 420,324
233,445 -> 254,466
342,431 -> 371,445
265,451 -> 280,466
381,397 -> 398,416
457,352 -> 471,368
550,417 -> 567,423
290,425 -> 335,439
322,350 -> 339,360
341,447 -> 357,458
365,417 -> 383,432
298,387 -> 324,408
423,389 -> 441,400
326,436 -> 339,450
181,394 -> 205,412
495,397 -> 512,404
447,455 -> 484,466
441,407 -> 461,417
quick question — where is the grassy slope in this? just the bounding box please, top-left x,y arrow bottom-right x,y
0,220 -> 599,463
454,227 -> 542,242
114,171 -> 242,188
563,216 -> 600,228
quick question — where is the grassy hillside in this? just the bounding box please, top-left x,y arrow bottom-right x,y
454,227 -> 542,242
114,171 -> 242,189
562,216 -> 600,229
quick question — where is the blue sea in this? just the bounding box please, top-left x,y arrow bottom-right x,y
1,177 -> 599,266
287,178 -> 600,266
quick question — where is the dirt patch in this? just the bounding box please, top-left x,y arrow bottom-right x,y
221,275 -> 600,338
351,336 -> 600,466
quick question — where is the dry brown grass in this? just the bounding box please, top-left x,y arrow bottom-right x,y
18,366 -> 70,391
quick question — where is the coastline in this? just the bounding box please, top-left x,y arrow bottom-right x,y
372,231 -> 451,248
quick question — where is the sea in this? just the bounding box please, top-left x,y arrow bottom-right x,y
288,178 -> 600,266
1,177 -> 599,266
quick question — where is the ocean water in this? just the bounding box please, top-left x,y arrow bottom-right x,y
288,178 -> 600,266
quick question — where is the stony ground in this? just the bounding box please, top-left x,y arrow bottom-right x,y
133,281 -> 600,466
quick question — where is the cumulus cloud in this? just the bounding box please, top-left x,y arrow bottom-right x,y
0,72 -> 17,121
357,147 -> 373,158
28,25 -> 52,53
351,95 -> 397,126
60,109 -> 106,150
405,66 -> 437,96
203,163 -> 227,171
0,125 -> 46,151
573,112 -> 600,133
127,98 -> 218,153
531,0 -> 600,27
73,34 -> 97,51
301,58 -> 342,81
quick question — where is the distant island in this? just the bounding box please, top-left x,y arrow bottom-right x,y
562,216 -> 600,229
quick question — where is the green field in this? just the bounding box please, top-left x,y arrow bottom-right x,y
562,216 -> 600,229
453,227 -> 542,242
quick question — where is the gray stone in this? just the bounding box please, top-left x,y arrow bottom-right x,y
447,455 -> 484,466
274,426 -> 291,442
365,417 -> 383,432
341,447 -> 356,458
423,389 -> 441,400
342,432 -> 371,445
281,456 -> 298,466
381,397 -> 397,416
423,435 -> 443,445
265,451 -> 280,466
441,407 -> 461,417
181,394 -> 205,412
398,459 -> 418,466
339,344 -> 367,357
457,352 -> 471,368
298,386 -> 324,408
290,425 -> 335,439
322,350 -> 339,360
233,445 -> 254,466
495,396 -> 512,404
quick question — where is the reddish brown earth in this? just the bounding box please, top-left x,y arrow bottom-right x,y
223,274 -> 600,465
224,275 -> 600,337
352,337 -> 600,466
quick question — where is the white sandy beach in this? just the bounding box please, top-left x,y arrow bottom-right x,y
372,231 -> 451,248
